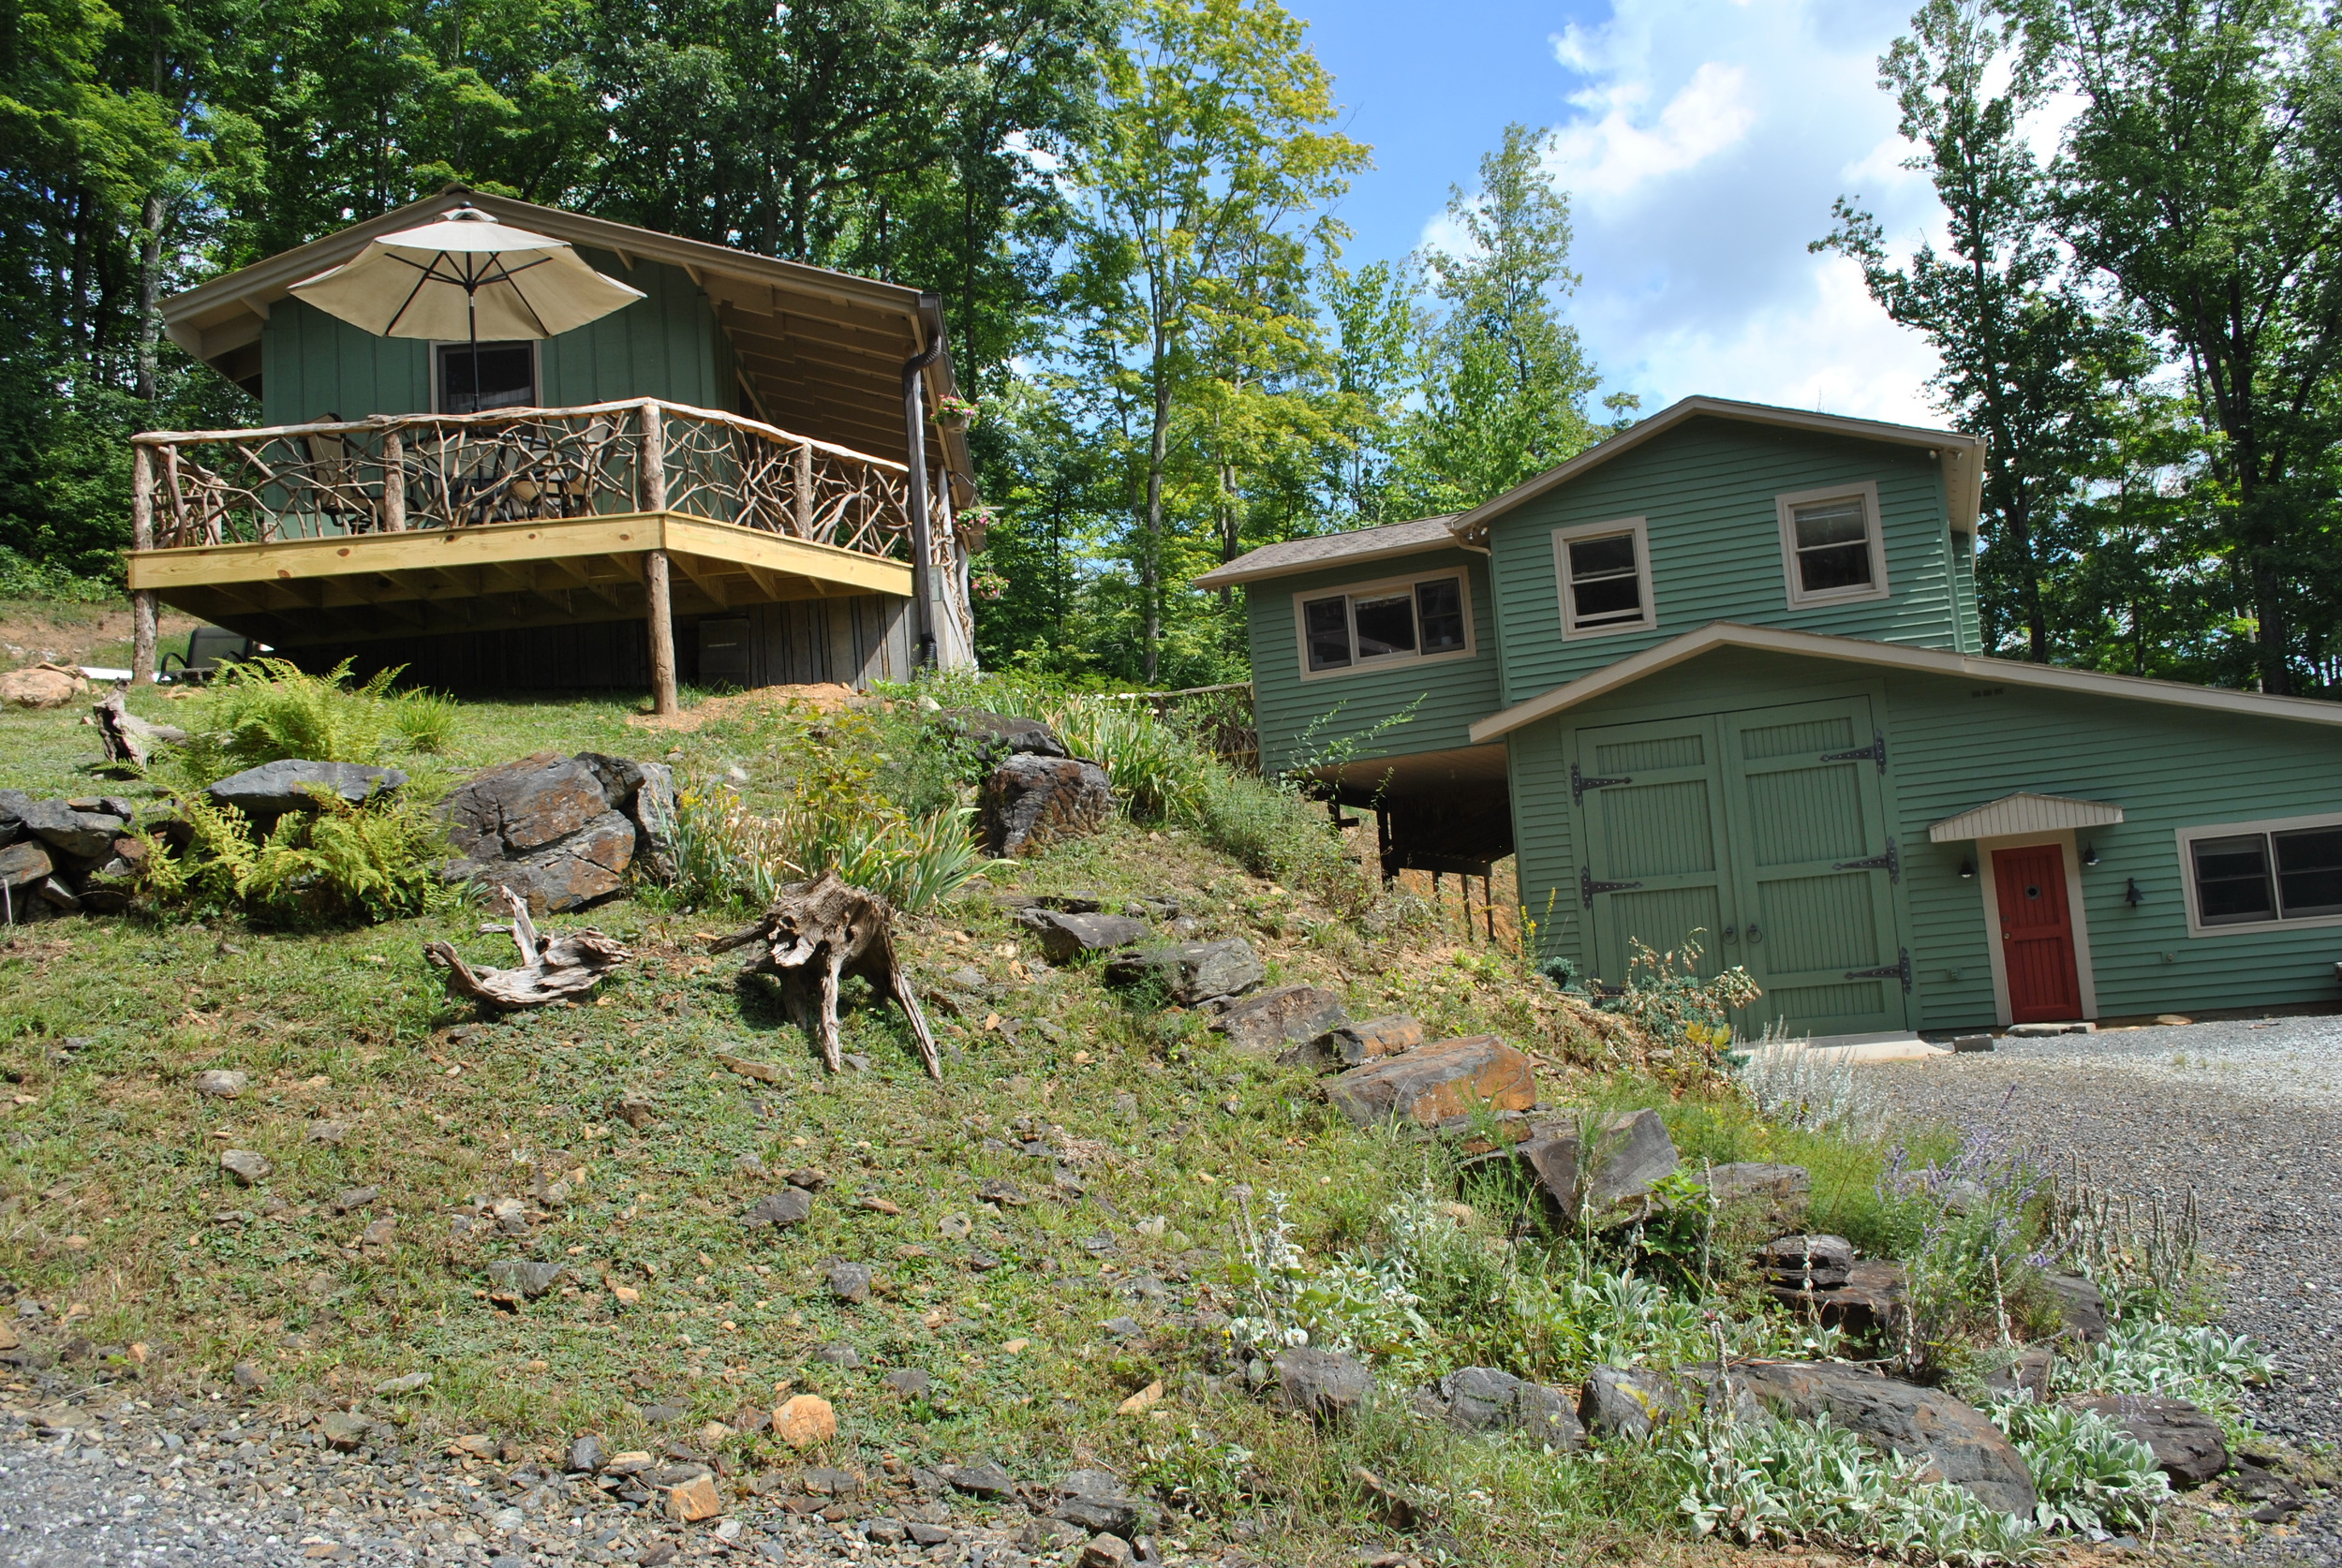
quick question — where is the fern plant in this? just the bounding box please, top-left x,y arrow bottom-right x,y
163,657 -> 455,790
137,787 -> 450,925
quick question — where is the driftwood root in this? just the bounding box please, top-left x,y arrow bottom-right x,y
426,886 -> 631,1010
712,869 -> 941,1080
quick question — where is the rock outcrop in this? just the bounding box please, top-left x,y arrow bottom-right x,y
981,754 -> 1114,857
438,750 -> 673,913
1103,939 -> 1265,1005
1213,984 -> 1349,1058
1325,1036 -> 1536,1127
1735,1361 -> 2038,1516
208,759 -> 408,817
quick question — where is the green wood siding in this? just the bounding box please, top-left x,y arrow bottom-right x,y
1485,420 -> 1975,708
1508,645 -> 2342,1031
260,252 -> 725,426
1245,548 -> 1501,773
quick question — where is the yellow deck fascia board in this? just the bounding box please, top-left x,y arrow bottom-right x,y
661,515 -> 910,598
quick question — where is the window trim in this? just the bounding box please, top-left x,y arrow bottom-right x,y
1775,481 -> 1890,609
1291,568 -> 1476,683
1552,516 -> 1657,640
430,338 -> 544,416
2174,809 -> 2342,937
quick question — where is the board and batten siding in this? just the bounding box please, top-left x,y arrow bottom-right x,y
1483,421 -> 1972,710
1244,547 -> 1501,774
1504,644 -> 2342,1029
259,252 -> 727,426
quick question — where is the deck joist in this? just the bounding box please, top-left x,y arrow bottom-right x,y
125,512 -> 912,647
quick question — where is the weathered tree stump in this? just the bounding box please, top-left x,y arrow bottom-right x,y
425,886 -> 632,1010
710,870 -> 941,1080
95,690 -> 188,770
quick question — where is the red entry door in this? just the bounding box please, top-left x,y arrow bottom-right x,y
1994,843 -> 2083,1022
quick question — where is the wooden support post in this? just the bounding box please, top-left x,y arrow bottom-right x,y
793,441 -> 812,537
130,443 -> 156,685
381,430 -> 406,532
645,547 -> 678,717
638,401 -> 667,512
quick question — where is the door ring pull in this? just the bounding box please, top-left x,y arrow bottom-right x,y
1745,924 -> 1763,943
1721,925 -> 1738,943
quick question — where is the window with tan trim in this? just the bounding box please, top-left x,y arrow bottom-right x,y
1775,481 -> 1889,607
2176,810 -> 2342,936
1294,570 -> 1473,678
1553,517 -> 1655,638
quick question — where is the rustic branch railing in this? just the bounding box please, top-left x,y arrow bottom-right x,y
131,398 -> 961,568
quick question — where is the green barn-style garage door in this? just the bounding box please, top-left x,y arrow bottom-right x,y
1571,697 -> 1911,1038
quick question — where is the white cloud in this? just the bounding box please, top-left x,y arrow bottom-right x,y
1425,0 -> 1964,426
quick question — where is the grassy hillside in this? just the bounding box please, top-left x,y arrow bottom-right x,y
0,670 -> 2269,1565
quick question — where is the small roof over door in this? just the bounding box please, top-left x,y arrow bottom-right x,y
1928,791 -> 2126,843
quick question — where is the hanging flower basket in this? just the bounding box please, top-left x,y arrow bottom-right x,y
931,395 -> 980,433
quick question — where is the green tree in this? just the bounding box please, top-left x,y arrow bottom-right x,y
2024,0 -> 2342,693
1394,123 -> 1605,515
1061,0 -> 1367,679
1820,0 -> 2134,662
1315,256 -> 1422,525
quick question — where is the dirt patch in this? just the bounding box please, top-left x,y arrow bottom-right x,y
624,681 -> 873,732
1,599 -> 204,670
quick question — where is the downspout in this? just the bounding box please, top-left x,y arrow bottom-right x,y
901,301 -> 946,669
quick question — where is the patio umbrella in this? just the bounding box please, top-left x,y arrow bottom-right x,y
289,205 -> 645,407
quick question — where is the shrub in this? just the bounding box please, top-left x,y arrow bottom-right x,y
657,778 -> 989,917
136,788 -> 451,925
1666,1408 -> 2039,1563
1732,1027 -> 1888,1140
2056,1316 -> 2272,1423
1989,1397 -> 2170,1533
1604,934 -> 1760,1055
164,657 -> 452,788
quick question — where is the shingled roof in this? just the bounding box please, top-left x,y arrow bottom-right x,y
1192,515 -> 1464,589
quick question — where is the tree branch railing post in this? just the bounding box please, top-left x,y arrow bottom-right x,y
130,442 -> 156,684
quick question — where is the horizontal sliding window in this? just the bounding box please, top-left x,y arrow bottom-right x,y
1297,572 -> 1471,674
1553,518 -> 1654,638
2181,815 -> 2342,932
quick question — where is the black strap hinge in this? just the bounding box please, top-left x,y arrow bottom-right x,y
1820,726 -> 1889,774
1832,836 -> 1901,882
1844,946 -> 1914,993
1580,866 -> 1645,909
1571,762 -> 1634,806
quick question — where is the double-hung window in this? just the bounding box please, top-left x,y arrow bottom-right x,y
1553,518 -> 1655,638
2178,813 -> 2342,933
1776,481 -> 1889,606
1297,572 -> 1471,675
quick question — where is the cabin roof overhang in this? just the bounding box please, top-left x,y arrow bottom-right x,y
1193,515 -> 1466,590
162,188 -> 977,501
1444,395 -> 1985,546
1929,792 -> 2127,844
1466,622 -> 2342,744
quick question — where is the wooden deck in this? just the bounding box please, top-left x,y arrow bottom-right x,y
126,510 -> 912,648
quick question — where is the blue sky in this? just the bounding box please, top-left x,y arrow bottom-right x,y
1298,0 -> 1950,423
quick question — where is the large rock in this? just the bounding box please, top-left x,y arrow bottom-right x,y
1213,984 -> 1348,1058
482,811 -> 637,913
0,663 -> 86,709
1027,910 -> 1149,961
1104,938 -> 1265,1004
1273,1348 -> 1372,1421
1326,1036 -> 1535,1128
0,839 -> 53,892
1311,1014 -> 1425,1070
1735,1361 -> 2038,1516
2064,1393 -> 2228,1486
628,762 -> 678,882
1755,1234 -> 1855,1289
1704,1162 -> 1812,1212
17,798 -> 126,861
207,759 -> 408,816
1512,1109 -> 1679,1219
1771,1260 -> 1908,1334
982,753 -> 1113,857
2040,1273 -> 2110,1342
1429,1367 -> 1586,1448
442,752 -> 612,859
943,710 -> 1068,762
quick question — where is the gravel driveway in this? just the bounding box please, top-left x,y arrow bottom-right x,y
1866,1013 -> 2342,1561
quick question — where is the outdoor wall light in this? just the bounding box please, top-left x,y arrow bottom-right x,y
2082,844 -> 2100,866
1959,859 -> 1976,879
2126,878 -> 2144,906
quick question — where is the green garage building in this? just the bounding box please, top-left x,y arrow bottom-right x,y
1197,396 -> 2342,1042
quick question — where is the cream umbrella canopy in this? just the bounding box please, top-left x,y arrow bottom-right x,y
288,206 -> 645,407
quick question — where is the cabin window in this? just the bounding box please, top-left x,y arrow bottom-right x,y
1775,481 -> 1889,607
1553,517 -> 1655,638
2177,813 -> 2342,934
437,341 -> 539,414
1297,571 -> 1472,676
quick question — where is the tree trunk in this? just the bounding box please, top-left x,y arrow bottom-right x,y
136,191 -> 168,404
710,870 -> 941,1080
1140,352 -> 1171,684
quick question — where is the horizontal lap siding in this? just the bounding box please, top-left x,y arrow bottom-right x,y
260,257 -> 721,425
1247,548 -> 1502,774
1882,668 -> 2342,1025
1486,422 -> 1964,709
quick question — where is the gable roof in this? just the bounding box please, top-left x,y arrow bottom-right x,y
1192,515 -> 1465,590
1466,621 -> 2342,744
1929,792 -> 2127,843
1445,395 -> 1985,545
161,188 -> 975,497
